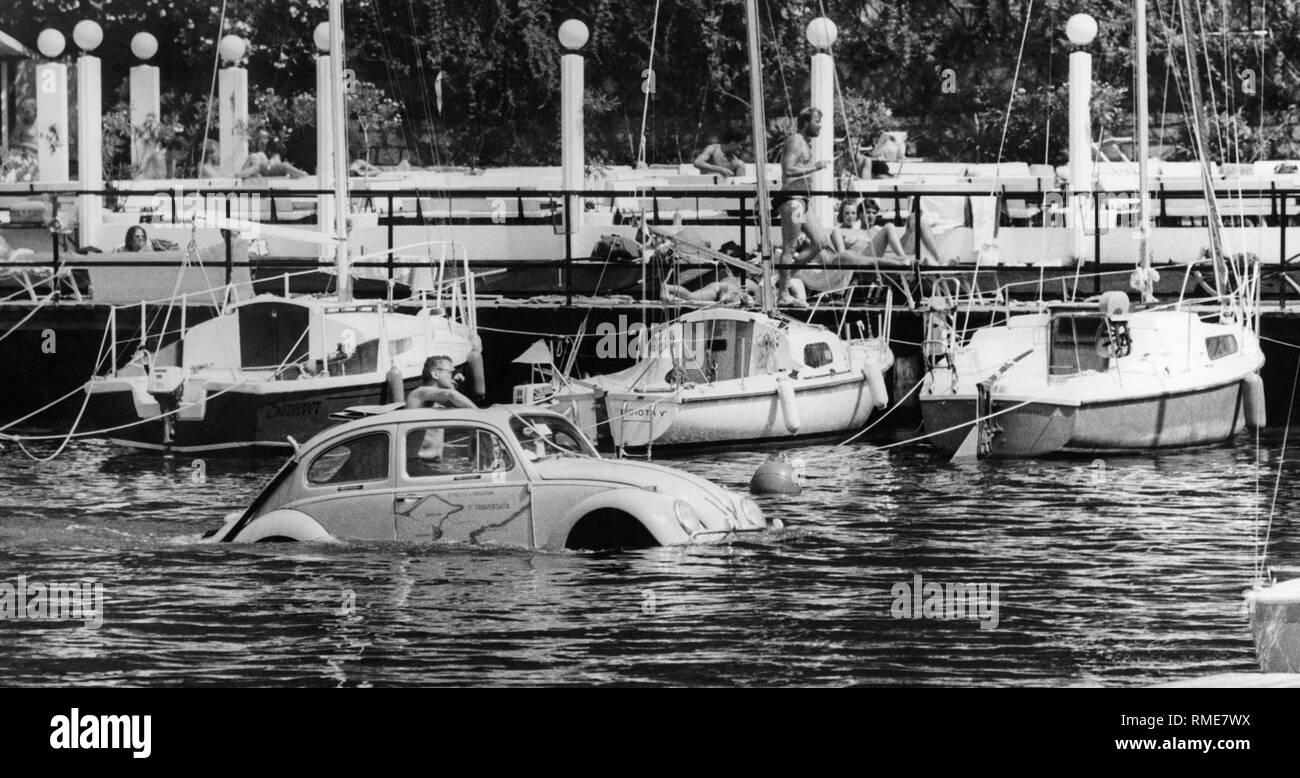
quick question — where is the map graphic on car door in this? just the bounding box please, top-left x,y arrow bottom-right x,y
394,423 -> 533,546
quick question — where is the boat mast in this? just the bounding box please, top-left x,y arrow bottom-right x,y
743,0 -> 776,315
1174,0 -> 1226,289
1135,0 -> 1151,272
328,0 -> 352,302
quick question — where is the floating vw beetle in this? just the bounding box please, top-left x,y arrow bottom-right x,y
202,405 -> 776,550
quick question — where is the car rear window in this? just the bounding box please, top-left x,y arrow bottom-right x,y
307,433 -> 390,485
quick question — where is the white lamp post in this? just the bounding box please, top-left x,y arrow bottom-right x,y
129,32 -> 162,176
74,20 -> 103,247
806,16 -> 837,230
1066,13 -> 1097,260
35,29 -> 69,183
217,34 -> 250,175
559,19 -> 587,230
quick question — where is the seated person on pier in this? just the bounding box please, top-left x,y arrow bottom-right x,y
830,200 -> 914,268
116,226 -> 179,253
846,199 -> 949,266
660,270 -> 806,308
693,130 -> 746,179
350,158 -> 381,177
236,138 -> 309,180
118,226 -> 153,253
198,141 -> 223,179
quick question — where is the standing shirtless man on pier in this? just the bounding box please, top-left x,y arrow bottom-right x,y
775,107 -> 832,306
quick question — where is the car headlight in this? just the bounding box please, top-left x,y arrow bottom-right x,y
674,500 -> 703,534
740,497 -> 764,527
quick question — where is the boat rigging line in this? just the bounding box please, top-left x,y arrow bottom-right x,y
636,0 -> 662,169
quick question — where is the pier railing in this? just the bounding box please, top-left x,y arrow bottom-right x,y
5,183 -> 1300,306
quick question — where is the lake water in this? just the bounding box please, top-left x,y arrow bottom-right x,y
1,429 -> 1294,687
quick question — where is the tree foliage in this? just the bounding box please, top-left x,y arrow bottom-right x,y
9,0 -> 1300,169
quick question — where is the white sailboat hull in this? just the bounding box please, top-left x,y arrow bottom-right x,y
603,371 -> 880,449
922,373 -> 1258,457
921,308 -> 1265,458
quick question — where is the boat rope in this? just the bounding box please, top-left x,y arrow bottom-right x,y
404,0 -> 442,168
636,0 -> 662,168
761,0 -> 794,123
196,0 -> 229,174
1,319 -> 310,450
0,380 -> 97,433
1258,334 -> 1300,350
991,0 -> 1035,181
0,292 -> 55,347
865,395 -> 1045,453
366,0 -> 426,165
1259,342 -> 1299,584
836,375 -> 923,447
1190,0 -> 1225,162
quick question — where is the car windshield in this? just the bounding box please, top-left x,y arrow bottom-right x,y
508,414 -> 598,459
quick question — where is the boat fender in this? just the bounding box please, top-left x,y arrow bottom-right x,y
1098,290 -> 1130,318
864,363 -> 889,410
385,365 -> 405,404
466,333 -> 487,399
776,376 -> 801,432
1243,373 -> 1267,430
750,452 -> 801,496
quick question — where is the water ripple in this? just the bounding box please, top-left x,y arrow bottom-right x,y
0,431 -> 1293,686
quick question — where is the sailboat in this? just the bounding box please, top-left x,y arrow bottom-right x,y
918,0 -> 1266,459
82,0 -> 478,453
514,0 -> 894,453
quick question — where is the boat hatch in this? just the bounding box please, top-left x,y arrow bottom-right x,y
804,341 -> 834,369
238,302 -> 310,371
1206,334 -> 1238,360
1049,314 -> 1109,377
658,318 -> 755,382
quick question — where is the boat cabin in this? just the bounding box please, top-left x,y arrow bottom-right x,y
142,296 -> 427,380
612,309 -> 851,390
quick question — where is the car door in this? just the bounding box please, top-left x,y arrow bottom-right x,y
394,422 -> 533,546
292,430 -> 397,540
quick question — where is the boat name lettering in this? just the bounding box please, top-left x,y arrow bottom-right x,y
268,400 -> 323,419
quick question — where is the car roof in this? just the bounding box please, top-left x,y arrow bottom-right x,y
303,404 -> 568,455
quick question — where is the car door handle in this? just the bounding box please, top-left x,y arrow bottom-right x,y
337,484 -> 364,492
395,494 -> 422,503
453,474 -> 481,481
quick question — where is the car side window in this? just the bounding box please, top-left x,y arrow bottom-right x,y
405,426 -> 514,478
307,433 -> 390,485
